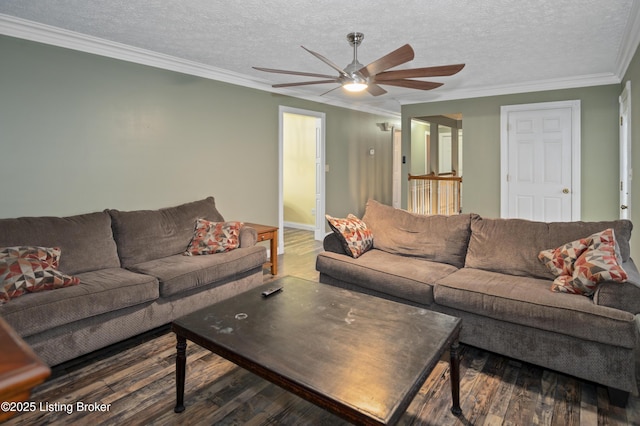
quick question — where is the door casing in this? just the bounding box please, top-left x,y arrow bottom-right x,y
392,127 -> 402,208
279,106 -> 326,253
620,81 -> 632,219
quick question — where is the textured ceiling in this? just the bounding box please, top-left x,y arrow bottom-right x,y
1,1 -> 638,115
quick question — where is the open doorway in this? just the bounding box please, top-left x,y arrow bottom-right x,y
410,115 -> 463,176
279,106 -> 326,254
408,115 -> 463,215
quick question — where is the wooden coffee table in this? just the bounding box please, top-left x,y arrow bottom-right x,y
172,276 -> 462,425
0,317 -> 51,422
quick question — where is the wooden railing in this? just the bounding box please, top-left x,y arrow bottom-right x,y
408,173 -> 462,215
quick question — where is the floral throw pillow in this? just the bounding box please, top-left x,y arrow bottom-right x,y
184,219 -> 243,256
540,229 -> 627,297
0,257 -> 80,304
326,214 -> 373,259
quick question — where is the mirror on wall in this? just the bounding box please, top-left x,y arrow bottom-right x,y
408,114 -> 463,215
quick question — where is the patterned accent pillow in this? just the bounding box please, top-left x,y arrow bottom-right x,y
184,219 -> 243,256
542,229 -> 627,297
0,246 -> 61,269
0,257 -> 80,304
326,214 -> 374,259
538,237 -> 591,276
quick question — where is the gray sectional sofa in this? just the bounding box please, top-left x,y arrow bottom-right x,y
0,197 -> 266,367
316,199 -> 640,405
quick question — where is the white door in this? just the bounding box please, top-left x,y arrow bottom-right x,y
392,128 -> 402,208
501,101 -> 581,222
620,81 -> 632,219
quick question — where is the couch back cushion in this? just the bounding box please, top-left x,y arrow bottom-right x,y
361,199 -> 474,268
465,216 -> 633,279
109,197 -> 224,267
0,211 -> 120,275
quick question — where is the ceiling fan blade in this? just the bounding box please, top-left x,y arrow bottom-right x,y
272,79 -> 340,88
377,79 -> 444,90
320,86 -> 342,96
253,67 -> 338,79
366,83 -> 388,96
301,46 -> 349,77
374,64 -> 466,81
359,44 -> 415,78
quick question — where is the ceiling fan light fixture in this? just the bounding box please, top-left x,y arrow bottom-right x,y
343,81 -> 368,92
342,72 -> 368,92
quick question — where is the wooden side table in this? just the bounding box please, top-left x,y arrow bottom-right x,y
0,317 -> 51,421
244,223 -> 278,275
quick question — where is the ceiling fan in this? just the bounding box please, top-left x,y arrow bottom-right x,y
253,32 -> 464,96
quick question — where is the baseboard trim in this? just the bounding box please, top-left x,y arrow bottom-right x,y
283,221 -> 315,231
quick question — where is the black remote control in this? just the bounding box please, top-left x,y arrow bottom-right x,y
261,286 -> 283,297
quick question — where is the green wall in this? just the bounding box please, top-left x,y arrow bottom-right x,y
0,35 -> 398,225
402,85 -> 621,222
4,33 -> 635,256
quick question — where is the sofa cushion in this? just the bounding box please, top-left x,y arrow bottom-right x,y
128,245 -> 266,298
184,220 -> 243,256
361,199 -> 474,268
465,216 -> 633,279
316,249 -> 459,306
325,214 -> 373,258
109,197 -> 225,267
0,268 -> 159,338
434,268 -> 637,348
0,211 -> 121,275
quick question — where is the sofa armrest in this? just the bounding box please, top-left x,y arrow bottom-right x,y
593,259 -> 640,314
239,226 -> 258,248
323,232 -> 347,255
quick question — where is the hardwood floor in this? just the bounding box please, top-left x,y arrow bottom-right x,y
5,228 -> 640,425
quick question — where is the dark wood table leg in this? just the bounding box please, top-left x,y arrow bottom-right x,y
174,335 -> 187,413
450,339 -> 462,416
270,230 -> 278,275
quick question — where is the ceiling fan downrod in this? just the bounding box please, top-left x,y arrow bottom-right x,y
343,32 -> 367,91
346,32 -> 364,72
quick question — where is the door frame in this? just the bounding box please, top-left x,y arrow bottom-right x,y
500,100 -> 581,221
392,127 -> 402,208
619,81 -> 632,219
278,106 -> 326,253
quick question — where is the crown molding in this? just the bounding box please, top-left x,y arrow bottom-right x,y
0,13 -> 632,116
398,72 -> 622,106
0,14 -> 400,117
0,15 -> 267,89
616,0 -> 640,78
